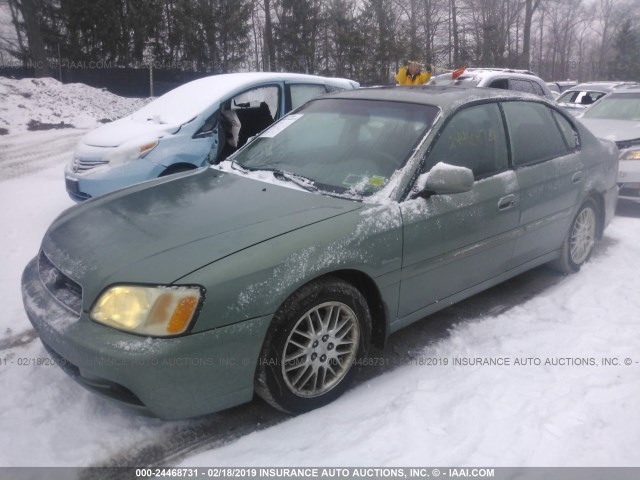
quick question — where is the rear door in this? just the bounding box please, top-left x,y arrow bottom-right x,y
398,102 -> 519,320
501,101 -> 583,265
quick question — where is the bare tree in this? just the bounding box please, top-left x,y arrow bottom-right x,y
593,0 -> 626,78
264,0 -> 276,71
522,0 -> 542,69
8,0 -> 49,75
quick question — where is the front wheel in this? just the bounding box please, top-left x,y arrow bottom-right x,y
255,277 -> 371,414
553,198 -> 598,273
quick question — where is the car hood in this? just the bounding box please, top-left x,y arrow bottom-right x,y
41,169 -> 362,308
81,116 -> 182,147
579,118 -> 640,142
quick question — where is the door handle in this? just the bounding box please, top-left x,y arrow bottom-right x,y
498,194 -> 516,211
571,171 -> 583,184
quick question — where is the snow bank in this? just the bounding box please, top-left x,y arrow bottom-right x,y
0,76 -> 148,135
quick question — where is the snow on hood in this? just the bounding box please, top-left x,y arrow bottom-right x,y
41,168 -> 361,309
80,115 -> 180,147
128,74 -> 248,126
579,117 -> 640,142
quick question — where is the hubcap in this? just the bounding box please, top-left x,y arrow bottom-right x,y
282,301 -> 360,398
570,207 -> 596,265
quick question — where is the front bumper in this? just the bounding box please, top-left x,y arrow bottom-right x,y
617,158 -> 640,197
65,159 -> 166,202
21,256 -> 272,420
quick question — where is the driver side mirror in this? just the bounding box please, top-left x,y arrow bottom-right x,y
413,163 -> 474,198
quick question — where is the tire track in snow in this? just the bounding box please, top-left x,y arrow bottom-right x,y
82,403 -> 288,479
0,129 -> 86,181
0,329 -> 38,351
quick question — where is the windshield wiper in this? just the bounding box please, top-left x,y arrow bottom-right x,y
230,158 -> 248,172
271,169 -> 318,193
231,161 -> 318,193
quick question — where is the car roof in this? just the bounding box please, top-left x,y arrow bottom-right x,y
563,81 -> 640,93
183,72 -> 357,94
325,85 -> 548,110
129,72 -> 358,126
601,85 -> 640,94
157,72 -> 357,107
463,67 -> 538,76
432,68 -> 539,81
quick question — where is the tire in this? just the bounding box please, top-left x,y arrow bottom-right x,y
255,276 -> 371,414
553,198 -> 598,274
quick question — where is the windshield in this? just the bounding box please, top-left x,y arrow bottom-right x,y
231,98 -> 439,197
583,93 -> 640,120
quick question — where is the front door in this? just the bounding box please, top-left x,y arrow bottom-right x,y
398,102 -> 520,321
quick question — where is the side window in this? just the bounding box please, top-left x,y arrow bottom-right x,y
423,103 -> 508,179
558,91 -> 579,103
223,85 -> 281,150
552,109 -> 580,151
325,83 -> 349,93
509,79 -> 535,94
531,81 -> 545,97
290,84 -> 328,110
488,78 -> 508,90
502,101 -> 569,167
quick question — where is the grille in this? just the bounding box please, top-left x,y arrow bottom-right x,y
38,251 -> 83,315
73,157 -> 109,173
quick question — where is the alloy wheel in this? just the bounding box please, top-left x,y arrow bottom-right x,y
570,206 -> 596,265
281,301 -> 360,397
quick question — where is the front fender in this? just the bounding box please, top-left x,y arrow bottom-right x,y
147,136 -> 214,168
181,204 -> 403,333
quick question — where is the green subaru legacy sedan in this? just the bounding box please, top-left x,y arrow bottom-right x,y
22,86 -> 619,419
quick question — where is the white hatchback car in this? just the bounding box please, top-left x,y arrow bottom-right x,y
65,72 -> 359,201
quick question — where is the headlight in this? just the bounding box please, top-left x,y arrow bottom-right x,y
91,285 -> 203,336
621,149 -> 640,161
104,139 -> 159,165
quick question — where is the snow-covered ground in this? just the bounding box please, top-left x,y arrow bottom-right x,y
0,80 -> 639,469
0,76 -> 148,135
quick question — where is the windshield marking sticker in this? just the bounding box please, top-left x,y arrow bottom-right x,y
261,114 -> 304,138
369,176 -> 386,187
